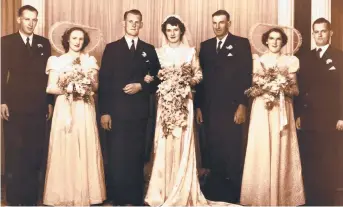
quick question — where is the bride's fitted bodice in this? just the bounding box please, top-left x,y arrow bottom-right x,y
156,44 -> 202,84
253,53 -> 299,75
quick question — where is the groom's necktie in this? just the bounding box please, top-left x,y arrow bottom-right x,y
216,40 -> 222,54
25,37 -> 31,51
316,48 -> 322,59
130,39 -> 135,54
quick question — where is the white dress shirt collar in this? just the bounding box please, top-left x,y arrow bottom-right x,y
124,35 -> 138,49
19,30 -> 33,46
216,33 -> 228,49
316,44 -> 329,58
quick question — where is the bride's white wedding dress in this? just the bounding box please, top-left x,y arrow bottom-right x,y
145,44 -> 238,206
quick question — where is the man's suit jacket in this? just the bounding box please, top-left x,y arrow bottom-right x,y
1,32 -> 52,115
297,46 -> 343,131
98,37 -> 160,120
195,33 -> 252,118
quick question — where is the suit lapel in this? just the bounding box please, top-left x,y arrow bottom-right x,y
135,39 -> 143,57
218,33 -> 234,56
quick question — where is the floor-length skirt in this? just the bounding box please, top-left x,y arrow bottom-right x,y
145,98 -> 238,206
43,95 -> 106,206
240,97 -> 305,206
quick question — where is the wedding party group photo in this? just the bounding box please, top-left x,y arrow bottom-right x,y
1,0 -> 342,206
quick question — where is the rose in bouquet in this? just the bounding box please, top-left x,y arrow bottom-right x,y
156,63 -> 192,138
57,57 -> 96,103
245,64 -> 297,110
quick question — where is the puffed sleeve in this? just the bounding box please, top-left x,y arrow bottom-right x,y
190,47 -> 202,85
288,55 -> 300,73
252,54 -> 263,74
45,56 -> 59,74
87,55 -> 100,70
46,56 -> 63,95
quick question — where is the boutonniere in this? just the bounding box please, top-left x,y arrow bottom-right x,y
226,45 -> 233,50
142,51 -> 147,57
37,44 -> 43,48
326,59 -> 332,64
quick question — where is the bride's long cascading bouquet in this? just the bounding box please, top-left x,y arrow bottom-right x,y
245,63 -> 298,110
57,57 -> 95,103
156,63 -> 192,139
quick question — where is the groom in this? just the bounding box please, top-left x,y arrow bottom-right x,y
98,9 -> 160,206
195,10 -> 252,203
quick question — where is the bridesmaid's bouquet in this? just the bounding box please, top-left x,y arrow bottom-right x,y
156,63 -> 192,138
58,57 -> 96,103
245,64 -> 297,110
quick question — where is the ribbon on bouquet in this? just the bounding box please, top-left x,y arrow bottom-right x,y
279,91 -> 288,131
61,83 -> 74,133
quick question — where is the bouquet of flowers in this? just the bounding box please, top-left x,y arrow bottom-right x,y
156,63 -> 192,139
57,57 -> 95,103
245,64 -> 297,110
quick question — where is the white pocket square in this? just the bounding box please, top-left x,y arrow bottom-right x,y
227,53 -> 233,56
329,66 -> 336,70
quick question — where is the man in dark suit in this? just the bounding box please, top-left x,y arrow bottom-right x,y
98,9 -> 160,206
195,10 -> 252,203
1,5 -> 53,206
296,17 -> 343,206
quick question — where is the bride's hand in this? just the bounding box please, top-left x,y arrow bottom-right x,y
144,74 -> 154,83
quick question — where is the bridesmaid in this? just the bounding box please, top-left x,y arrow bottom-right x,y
240,27 -> 305,206
43,26 -> 106,206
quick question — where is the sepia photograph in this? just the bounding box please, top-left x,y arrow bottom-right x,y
1,0 -> 342,206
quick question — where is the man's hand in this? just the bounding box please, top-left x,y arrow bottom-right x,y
296,117 -> 301,130
336,120 -> 343,131
46,104 -> 53,121
101,114 -> 112,131
1,104 -> 9,121
123,83 -> 142,95
234,104 -> 246,124
196,108 -> 203,124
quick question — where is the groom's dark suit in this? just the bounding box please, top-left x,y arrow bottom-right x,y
297,46 -> 343,206
98,37 -> 160,205
1,32 -> 52,205
195,33 -> 252,202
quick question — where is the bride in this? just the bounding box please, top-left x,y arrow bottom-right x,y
144,15 -> 237,206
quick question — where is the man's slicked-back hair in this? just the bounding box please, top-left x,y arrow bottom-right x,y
212,10 -> 230,21
18,5 -> 38,16
124,9 -> 143,21
312,17 -> 331,31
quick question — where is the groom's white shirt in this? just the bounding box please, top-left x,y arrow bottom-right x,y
125,35 -> 138,49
